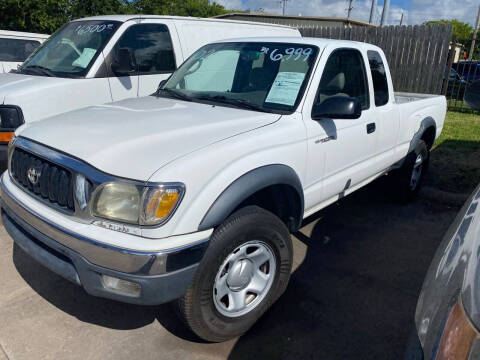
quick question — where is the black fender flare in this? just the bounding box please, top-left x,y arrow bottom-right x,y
198,164 -> 304,231
392,117 -> 436,170
409,117 -> 436,153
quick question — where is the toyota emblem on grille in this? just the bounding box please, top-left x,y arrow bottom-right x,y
27,167 -> 41,185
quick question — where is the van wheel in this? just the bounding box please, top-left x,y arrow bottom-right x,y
392,140 -> 429,202
177,206 -> 293,342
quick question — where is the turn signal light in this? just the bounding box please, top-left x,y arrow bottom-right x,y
0,132 -> 14,143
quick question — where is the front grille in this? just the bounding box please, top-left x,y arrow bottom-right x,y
10,147 -> 75,213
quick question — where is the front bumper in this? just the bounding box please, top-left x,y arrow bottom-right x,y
1,178 -> 209,305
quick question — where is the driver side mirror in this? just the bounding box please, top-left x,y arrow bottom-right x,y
312,96 -> 362,120
158,79 -> 167,89
111,48 -> 137,76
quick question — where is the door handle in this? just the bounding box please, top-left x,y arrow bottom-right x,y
367,123 -> 376,134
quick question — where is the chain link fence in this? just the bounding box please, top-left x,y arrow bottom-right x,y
443,37 -> 480,114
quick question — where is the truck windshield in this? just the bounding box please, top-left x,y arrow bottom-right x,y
19,20 -> 120,78
161,42 -> 319,114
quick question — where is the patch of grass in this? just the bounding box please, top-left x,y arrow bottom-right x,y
435,111 -> 480,150
426,111 -> 480,195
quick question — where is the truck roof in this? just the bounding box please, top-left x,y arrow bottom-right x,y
0,30 -> 50,39
75,15 -> 296,30
213,36 -> 382,51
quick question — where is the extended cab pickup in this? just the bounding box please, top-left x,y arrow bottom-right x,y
0,15 -> 299,165
1,37 -> 446,342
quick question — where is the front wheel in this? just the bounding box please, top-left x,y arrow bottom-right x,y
177,206 -> 293,342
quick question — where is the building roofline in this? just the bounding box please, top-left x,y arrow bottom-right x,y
212,12 -> 377,27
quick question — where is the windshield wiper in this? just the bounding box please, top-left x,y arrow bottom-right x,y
156,88 -> 193,102
194,95 -> 272,113
21,65 -> 56,77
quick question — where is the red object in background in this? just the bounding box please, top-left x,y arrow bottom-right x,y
464,51 -> 468,59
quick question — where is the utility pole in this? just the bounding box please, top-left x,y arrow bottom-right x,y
468,4 -> 480,61
399,11 -> 404,25
380,0 -> 390,26
280,0 -> 289,15
347,0 -> 354,19
369,0 -> 377,24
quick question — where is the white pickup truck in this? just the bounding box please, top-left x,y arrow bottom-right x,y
0,15 -> 298,165
1,37 -> 446,342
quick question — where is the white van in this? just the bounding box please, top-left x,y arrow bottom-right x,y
0,30 -> 49,73
0,16 -> 299,151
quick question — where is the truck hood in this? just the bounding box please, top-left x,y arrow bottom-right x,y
18,96 -> 281,181
0,72 -> 77,104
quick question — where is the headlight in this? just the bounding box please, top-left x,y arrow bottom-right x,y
0,106 -> 24,143
90,182 -> 184,226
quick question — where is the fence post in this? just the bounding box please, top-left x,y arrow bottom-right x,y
443,36 -> 457,96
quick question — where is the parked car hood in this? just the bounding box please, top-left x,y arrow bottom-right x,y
0,72 -> 77,104
18,96 -> 281,181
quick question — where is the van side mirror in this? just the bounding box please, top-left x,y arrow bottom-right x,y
312,96 -> 362,120
158,79 -> 167,89
111,48 -> 137,76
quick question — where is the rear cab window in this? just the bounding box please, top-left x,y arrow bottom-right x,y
367,50 -> 390,106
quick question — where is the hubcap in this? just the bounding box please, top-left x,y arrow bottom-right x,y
213,241 -> 276,317
410,154 -> 423,190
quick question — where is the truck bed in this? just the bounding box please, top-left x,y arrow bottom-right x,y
394,92 -> 444,104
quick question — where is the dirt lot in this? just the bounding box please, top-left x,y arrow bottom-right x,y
0,113 -> 478,360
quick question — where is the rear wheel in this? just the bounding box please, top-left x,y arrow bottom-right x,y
177,206 -> 293,342
392,140 -> 429,201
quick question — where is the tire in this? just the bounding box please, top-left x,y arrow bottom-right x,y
177,205 -> 293,342
392,140 -> 429,202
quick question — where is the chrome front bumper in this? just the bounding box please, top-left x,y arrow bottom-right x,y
1,176 -> 208,276
1,176 -> 209,304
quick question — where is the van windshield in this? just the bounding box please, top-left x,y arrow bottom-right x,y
19,20 -> 120,78
160,42 -> 319,114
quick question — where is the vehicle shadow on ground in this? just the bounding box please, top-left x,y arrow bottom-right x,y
12,242 -> 207,340
226,176 -> 460,359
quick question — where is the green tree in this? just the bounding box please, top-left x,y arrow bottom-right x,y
69,0 -> 129,19
128,0 -> 227,16
0,0 -> 228,34
425,19 -> 473,40
0,0 -> 71,34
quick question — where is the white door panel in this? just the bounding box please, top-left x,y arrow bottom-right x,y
306,111 -> 376,201
138,73 -> 170,97
109,74 -> 138,101
366,50 -> 400,172
303,47 -> 378,207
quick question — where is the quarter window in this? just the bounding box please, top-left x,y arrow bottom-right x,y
317,49 -> 370,110
0,38 -> 41,62
113,24 -> 175,75
367,50 -> 389,106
